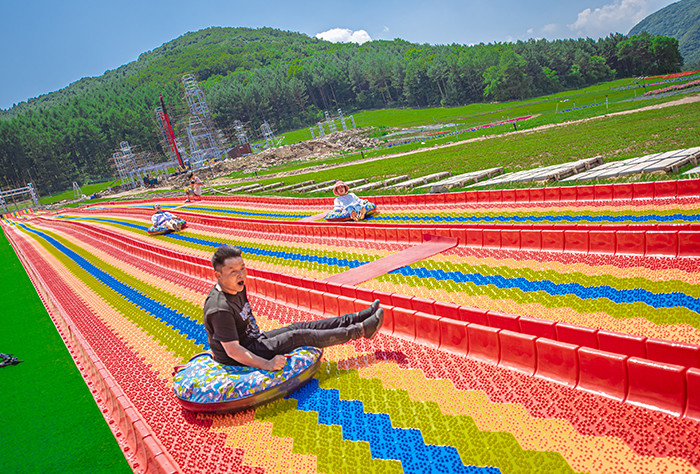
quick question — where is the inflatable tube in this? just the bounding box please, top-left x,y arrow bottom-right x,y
325,202 -> 377,222
148,218 -> 187,235
173,346 -> 322,413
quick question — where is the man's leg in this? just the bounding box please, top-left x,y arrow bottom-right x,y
256,301 -> 381,357
254,323 -> 363,357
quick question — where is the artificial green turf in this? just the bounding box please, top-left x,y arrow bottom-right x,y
0,228 -> 131,473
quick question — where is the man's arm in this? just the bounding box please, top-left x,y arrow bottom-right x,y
220,340 -> 286,371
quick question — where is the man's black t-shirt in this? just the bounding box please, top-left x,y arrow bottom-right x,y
203,284 -> 261,365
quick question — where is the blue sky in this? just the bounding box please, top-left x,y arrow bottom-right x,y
0,0 -> 677,110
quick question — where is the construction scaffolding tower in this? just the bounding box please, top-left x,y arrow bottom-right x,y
325,111 -> 337,134
182,74 -> 223,167
261,121 -> 275,148
0,182 -> 38,212
187,115 -> 223,166
113,141 -> 138,190
234,120 -> 249,145
182,74 -> 211,118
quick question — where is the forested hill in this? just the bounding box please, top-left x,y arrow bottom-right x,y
0,27 -> 683,195
629,0 -> 700,68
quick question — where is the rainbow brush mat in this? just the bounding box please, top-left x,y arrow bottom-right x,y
5,183 -> 700,473
96,189 -> 700,225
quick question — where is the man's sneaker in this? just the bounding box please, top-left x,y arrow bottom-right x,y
362,308 -> 384,339
350,299 -> 380,324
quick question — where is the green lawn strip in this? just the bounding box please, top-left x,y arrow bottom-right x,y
410,260 -> 700,298
0,229 -> 131,474
255,397 -> 403,474
375,273 -> 699,328
17,224 -> 202,361
262,102 -> 700,194
318,366 -> 575,473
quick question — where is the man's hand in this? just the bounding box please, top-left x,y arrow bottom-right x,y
266,355 -> 287,371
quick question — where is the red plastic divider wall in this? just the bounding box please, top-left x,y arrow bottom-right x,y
245,272 -> 699,420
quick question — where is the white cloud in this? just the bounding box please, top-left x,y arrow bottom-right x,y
315,28 -> 372,44
568,0 -> 649,38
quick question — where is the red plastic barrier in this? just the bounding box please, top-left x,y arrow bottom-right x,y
615,231 -> 645,255
543,187 -> 560,202
487,311 -> 520,332
500,230 -> 520,249
483,229 -> 501,248
679,231 -> 700,257
498,330 -> 537,375
576,185 -> 595,201
458,306 -> 489,325
589,231 -> 616,254
356,287 -> 375,304
535,339 -> 579,387
520,230 -> 542,250
645,231 -> 678,257
337,295 -> 356,316
685,368 -> 700,421
467,324 -> 500,364
594,184 -> 613,201
678,179 -> 700,197
515,189 -> 530,202
434,301 -> 461,320
633,182 -> 655,199
283,284 -> 299,307
519,317 -> 557,339
297,288 -> 310,310
645,339 -> 700,368
391,293 -> 414,310
438,319 -> 469,355
411,296 -> 435,315
322,293 -> 339,316
466,229 -> 483,248
598,330 -> 646,358
414,312 -> 441,347
530,188 -> 545,202
541,230 -> 565,252
308,289 -> 325,314
626,357 -> 686,416
577,348 -> 629,401
339,284 -> 357,299
564,230 -> 589,253
392,307 -> 417,341
372,289 -> 394,306
655,180 -> 677,198
560,187 -> 576,201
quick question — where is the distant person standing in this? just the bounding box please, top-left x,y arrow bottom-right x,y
185,172 -> 203,202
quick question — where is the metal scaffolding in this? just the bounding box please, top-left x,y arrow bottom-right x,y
0,182 -> 38,212
234,120 -> 249,145
113,141 -> 138,189
182,74 -> 223,167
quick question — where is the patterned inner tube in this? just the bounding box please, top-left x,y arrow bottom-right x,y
173,346 -> 323,413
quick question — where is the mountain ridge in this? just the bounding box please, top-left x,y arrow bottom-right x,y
629,0 -> 700,67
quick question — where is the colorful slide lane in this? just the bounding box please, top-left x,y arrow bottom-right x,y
85,177 -> 700,225
4,179 -> 700,473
